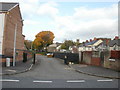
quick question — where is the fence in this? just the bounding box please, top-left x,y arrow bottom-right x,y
53,52 -> 79,64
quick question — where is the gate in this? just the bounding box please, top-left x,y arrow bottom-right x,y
100,51 -> 104,66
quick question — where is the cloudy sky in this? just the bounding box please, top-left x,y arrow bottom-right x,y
0,0 -> 119,43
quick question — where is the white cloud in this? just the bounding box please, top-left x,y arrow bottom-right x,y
73,4 -> 118,20
24,20 -> 41,25
0,0 -> 118,42
52,4 -> 118,42
37,2 -> 59,18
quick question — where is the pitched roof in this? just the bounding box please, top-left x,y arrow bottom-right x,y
79,43 -> 85,47
48,43 -> 58,47
0,2 -> 18,12
109,39 -> 120,47
85,40 -> 98,46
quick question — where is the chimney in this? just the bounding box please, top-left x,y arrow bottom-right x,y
114,36 -> 119,40
106,40 -> 109,45
90,39 -> 92,42
76,39 -> 80,43
94,37 -> 97,41
86,40 -> 89,43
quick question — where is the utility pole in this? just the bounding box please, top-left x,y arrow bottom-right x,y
31,41 -> 33,50
13,23 -> 17,66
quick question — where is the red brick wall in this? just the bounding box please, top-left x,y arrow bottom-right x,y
104,51 -> 120,71
91,57 -> 100,66
110,51 -> 120,59
16,50 -> 33,61
0,58 -> 13,63
2,5 -> 24,57
0,50 -> 33,63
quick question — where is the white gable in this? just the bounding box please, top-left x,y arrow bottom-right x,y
93,40 -> 103,46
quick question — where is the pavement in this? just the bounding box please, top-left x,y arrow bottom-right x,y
1,59 -> 34,75
69,64 -> 120,79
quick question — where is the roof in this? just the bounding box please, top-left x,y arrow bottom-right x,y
79,40 -> 103,47
85,40 -> 98,46
0,2 -> 19,12
109,39 -> 120,47
100,40 -> 107,46
48,43 -> 58,47
56,42 -> 62,46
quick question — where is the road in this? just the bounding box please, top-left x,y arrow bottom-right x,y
2,55 -> 119,88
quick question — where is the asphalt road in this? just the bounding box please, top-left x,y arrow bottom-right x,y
2,55 -> 119,88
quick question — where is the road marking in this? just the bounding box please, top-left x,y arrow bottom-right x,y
64,68 -> 72,70
33,81 -> 52,83
97,79 -> 113,82
67,80 -> 85,83
5,70 -> 16,72
0,79 -> 19,82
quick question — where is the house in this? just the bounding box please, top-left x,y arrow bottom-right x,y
95,38 -> 111,51
0,2 -> 24,60
78,39 -> 103,51
69,46 -> 79,53
108,39 -> 120,51
47,43 -> 62,52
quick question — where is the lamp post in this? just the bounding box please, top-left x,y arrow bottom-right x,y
13,23 -> 17,66
13,19 -> 23,66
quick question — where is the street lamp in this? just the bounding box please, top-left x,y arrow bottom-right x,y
13,23 -> 17,66
13,19 -> 23,66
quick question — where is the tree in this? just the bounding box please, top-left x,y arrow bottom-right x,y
33,31 -> 55,50
24,40 -> 33,50
61,40 -> 75,50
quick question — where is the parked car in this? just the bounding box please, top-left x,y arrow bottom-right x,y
46,53 -> 54,57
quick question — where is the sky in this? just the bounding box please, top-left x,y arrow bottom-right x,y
0,0 -> 119,43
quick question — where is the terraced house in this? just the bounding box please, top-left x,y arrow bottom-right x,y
0,2 -> 25,62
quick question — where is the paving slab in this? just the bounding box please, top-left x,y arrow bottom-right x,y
1,59 -> 34,75
70,64 -> 120,79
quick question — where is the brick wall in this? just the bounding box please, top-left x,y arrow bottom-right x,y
91,57 -> 100,66
2,5 -> 24,57
103,51 -> 120,71
110,51 -> 120,59
16,50 -> 33,62
1,50 -> 33,67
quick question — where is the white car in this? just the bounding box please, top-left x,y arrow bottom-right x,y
47,53 -> 53,57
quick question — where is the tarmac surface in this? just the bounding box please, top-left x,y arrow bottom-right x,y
2,55 -> 119,88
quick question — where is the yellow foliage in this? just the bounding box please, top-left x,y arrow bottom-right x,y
33,31 -> 55,50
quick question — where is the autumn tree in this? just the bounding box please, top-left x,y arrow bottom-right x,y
33,31 -> 55,50
24,40 -> 33,50
61,40 -> 75,50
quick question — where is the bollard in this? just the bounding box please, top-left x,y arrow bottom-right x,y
33,53 -> 36,64
6,58 -> 10,67
23,52 -> 27,62
64,55 -> 68,65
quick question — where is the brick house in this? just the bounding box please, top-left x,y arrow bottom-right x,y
108,37 -> 120,51
78,39 -> 103,51
0,2 -> 25,60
